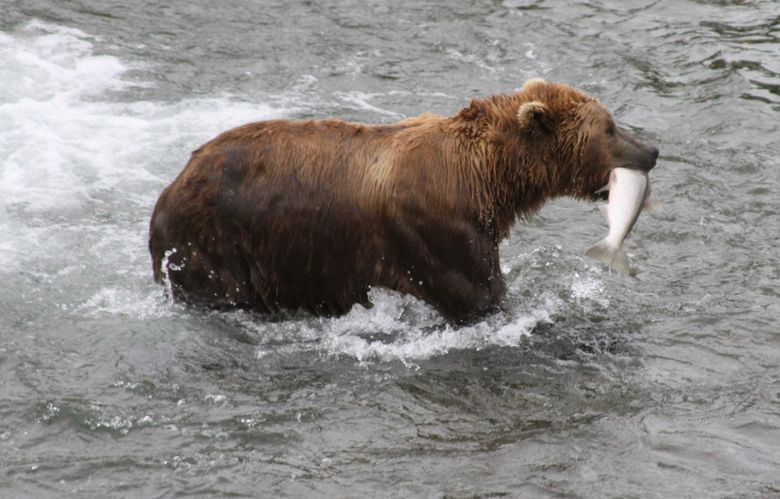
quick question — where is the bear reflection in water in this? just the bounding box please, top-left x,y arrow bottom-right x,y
149,79 -> 658,323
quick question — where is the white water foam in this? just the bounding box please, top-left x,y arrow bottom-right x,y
0,21 -> 289,216
322,299 -> 556,364
570,272 -> 610,308
0,21 -> 291,279
241,289 -> 563,364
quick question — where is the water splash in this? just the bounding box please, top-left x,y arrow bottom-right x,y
236,289 -> 562,364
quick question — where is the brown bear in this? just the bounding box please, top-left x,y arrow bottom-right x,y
149,78 -> 658,323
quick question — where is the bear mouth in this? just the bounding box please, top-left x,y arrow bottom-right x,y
617,162 -> 651,173
593,163 -> 651,201
593,170 -> 613,201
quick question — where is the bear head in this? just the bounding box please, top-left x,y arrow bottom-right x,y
516,78 -> 659,201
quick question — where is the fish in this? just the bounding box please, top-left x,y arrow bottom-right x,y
585,167 -> 658,275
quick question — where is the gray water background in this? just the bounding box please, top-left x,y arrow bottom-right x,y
1,0 -> 779,497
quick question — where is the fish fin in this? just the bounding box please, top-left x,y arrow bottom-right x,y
642,194 -> 661,211
610,247 -> 632,276
585,239 -> 633,276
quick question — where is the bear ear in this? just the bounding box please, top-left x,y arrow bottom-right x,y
517,101 -> 551,132
521,77 -> 546,91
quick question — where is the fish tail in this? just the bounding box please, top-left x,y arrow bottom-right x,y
585,239 -> 633,276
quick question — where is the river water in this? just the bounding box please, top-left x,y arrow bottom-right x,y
1,1 -> 779,497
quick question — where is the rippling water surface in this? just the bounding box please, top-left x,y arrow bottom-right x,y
1,1 -> 779,497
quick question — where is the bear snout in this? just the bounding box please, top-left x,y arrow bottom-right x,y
651,145 -> 660,161
610,128 -> 659,173
643,145 -> 659,171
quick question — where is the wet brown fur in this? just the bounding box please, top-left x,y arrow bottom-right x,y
149,80 -> 632,322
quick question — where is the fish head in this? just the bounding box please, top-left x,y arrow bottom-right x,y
575,102 -> 659,201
